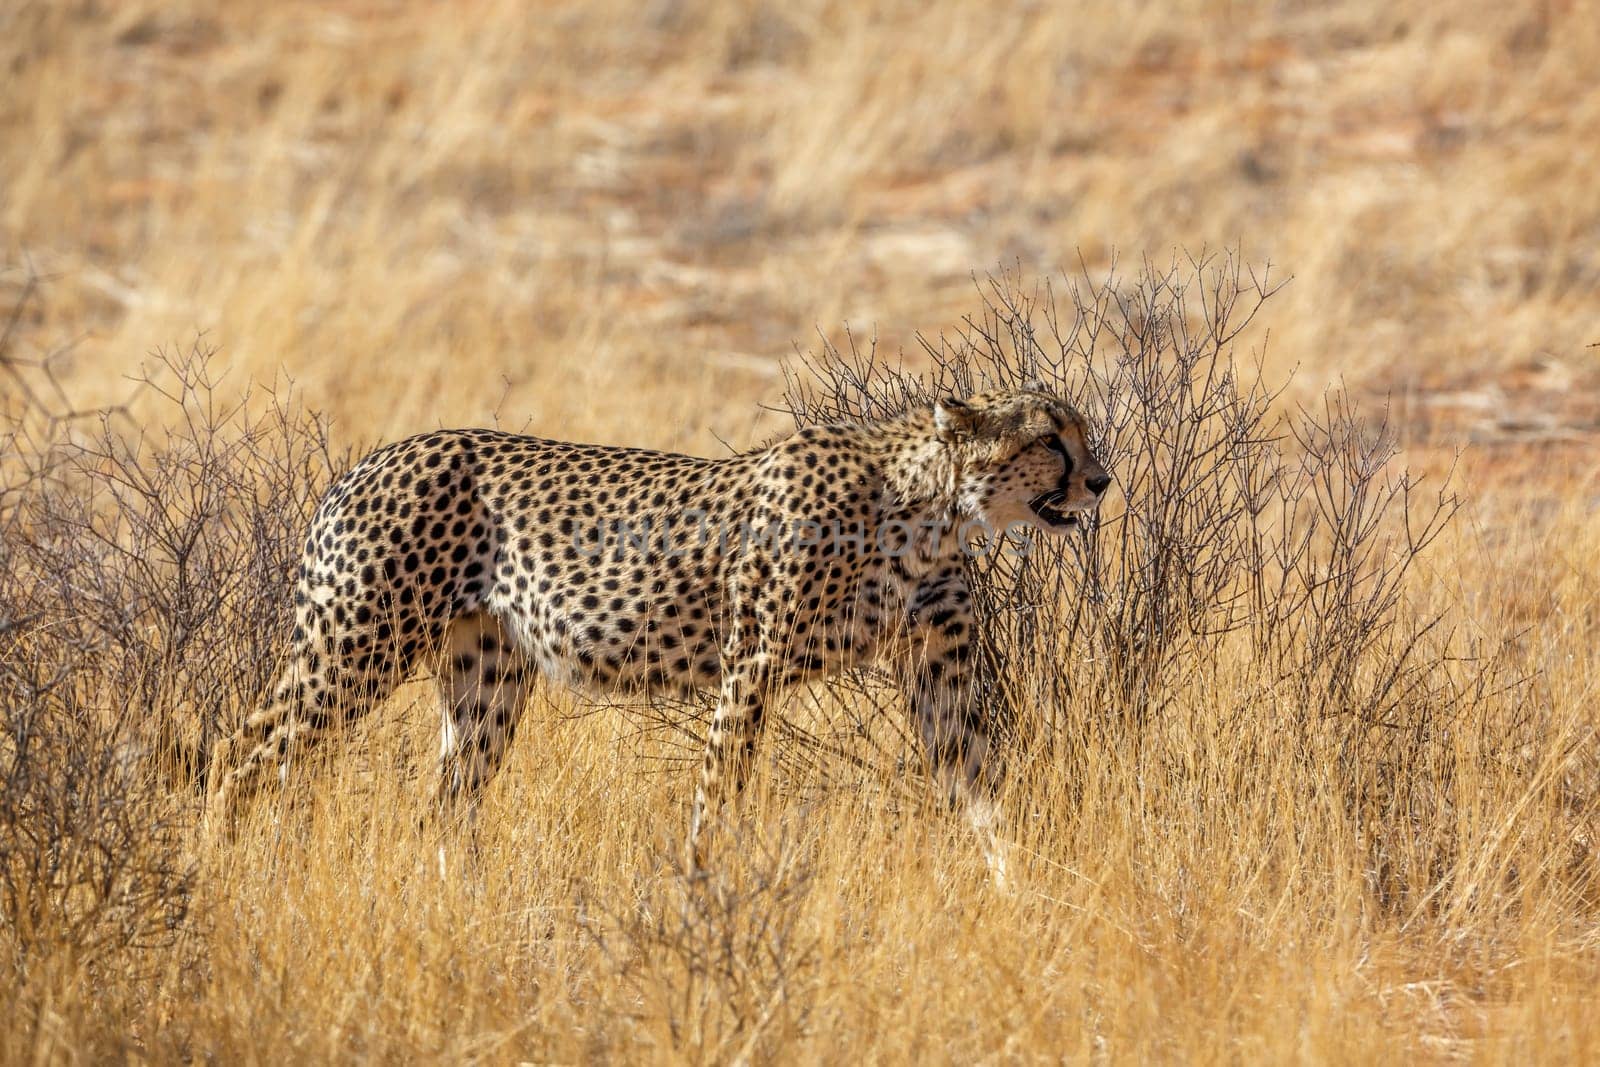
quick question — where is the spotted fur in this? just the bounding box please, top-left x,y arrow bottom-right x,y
206,385 -> 1110,873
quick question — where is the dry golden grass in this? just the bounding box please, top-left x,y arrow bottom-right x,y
3,0 -> 1598,1061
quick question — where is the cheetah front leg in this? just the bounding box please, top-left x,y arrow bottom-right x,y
897,564 -> 1010,887
687,639 -> 772,873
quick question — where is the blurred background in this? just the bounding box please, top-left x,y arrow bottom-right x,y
4,0 -> 1596,468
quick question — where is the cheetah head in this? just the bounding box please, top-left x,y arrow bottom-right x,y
934,382 -> 1111,534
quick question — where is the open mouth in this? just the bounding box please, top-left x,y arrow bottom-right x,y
1028,491 -> 1079,528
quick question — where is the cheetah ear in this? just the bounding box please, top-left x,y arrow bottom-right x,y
1021,377 -> 1048,394
934,396 -> 978,443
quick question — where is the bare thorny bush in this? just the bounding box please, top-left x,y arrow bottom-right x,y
0,273 -> 343,994
779,252 -> 1528,907
581,823 -> 820,1063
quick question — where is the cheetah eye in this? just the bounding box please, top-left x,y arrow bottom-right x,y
1039,434 -> 1074,471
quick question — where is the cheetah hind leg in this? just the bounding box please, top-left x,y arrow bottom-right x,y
205,640 -> 406,840
432,611 -> 535,876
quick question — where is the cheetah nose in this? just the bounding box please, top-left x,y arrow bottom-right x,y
1086,474 -> 1111,496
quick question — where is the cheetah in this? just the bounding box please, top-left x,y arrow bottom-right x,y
206,384 -> 1111,875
